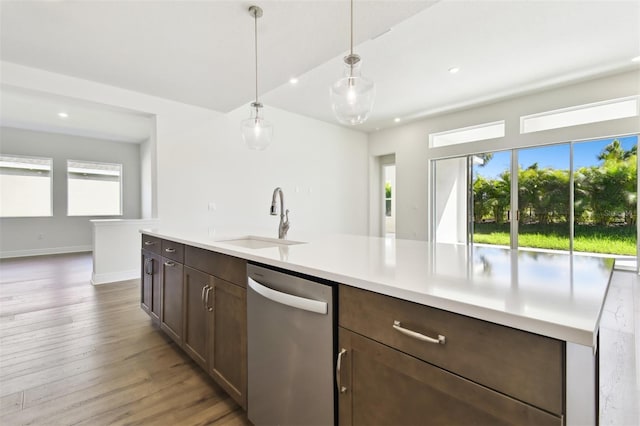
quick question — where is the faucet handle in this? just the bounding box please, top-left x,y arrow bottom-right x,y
281,209 -> 290,238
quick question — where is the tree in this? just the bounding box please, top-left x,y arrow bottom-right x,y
592,140 -> 638,226
472,176 -> 493,223
492,171 -> 511,224
597,139 -> 625,162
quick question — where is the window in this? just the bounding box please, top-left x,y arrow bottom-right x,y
429,121 -> 505,148
432,135 -> 638,258
0,155 -> 52,217
67,160 -> 122,216
520,96 -> 639,134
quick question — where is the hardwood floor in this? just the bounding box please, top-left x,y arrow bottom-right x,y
0,252 -> 251,425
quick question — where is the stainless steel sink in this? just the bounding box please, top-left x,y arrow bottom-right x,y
219,235 -> 306,249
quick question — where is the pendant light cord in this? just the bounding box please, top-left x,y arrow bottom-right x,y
254,10 -> 259,104
350,0 -> 354,56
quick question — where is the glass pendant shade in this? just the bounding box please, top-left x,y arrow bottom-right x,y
241,103 -> 273,151
330,59 -> 375,125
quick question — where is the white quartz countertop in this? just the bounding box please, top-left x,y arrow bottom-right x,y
141,228 -> 614,348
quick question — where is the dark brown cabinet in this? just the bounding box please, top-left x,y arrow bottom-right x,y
183,266 -> 212,368
141,234 -> 247,410
338,285 -> 564,426
337,328 -> 561,426
141,250 -> 161,322
160,257 -> 184,345
208,277 -> 247,408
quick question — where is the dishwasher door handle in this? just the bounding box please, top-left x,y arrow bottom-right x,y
248,277 -> 328,315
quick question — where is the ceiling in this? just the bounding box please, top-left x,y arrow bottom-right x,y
0,86 -> 153,143
0,0 -> 639,136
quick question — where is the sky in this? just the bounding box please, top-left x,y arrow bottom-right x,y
475,135 -> 638,179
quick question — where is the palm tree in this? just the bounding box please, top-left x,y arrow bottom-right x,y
597,139 -> 625,162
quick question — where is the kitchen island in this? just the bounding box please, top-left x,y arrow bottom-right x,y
140,229 -> 613,426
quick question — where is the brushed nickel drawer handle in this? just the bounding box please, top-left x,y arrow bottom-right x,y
144,241 -> 157,246
164,248 -> 176,253
144,258 -> 153,275
201,285 -> 208,309
393,320 -> 446,345
163,261 -> 175,267
205,287 -> 213,312
336,348 -> 347,394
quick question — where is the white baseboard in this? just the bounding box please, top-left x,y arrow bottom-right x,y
0,245 -> 92,259
91,269 -> 140,285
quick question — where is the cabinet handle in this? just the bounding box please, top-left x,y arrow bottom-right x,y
336,348 -> 347,394
163,261 -> 175,267
392,320 -> 446,345
205,287 -> 213,312
164,247 -> 176,253
144,258 -> 153,275
201,285 -> 209,309
144,241 -> 157,246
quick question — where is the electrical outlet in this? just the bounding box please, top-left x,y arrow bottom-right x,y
37,233 -> 44,240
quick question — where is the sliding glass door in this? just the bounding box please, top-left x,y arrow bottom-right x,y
470,150 -> 512,247
432,135 -> 638,258
517,144 -> 570,251
573,136 -> 637,256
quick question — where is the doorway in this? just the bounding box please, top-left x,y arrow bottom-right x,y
380,155 -> 396,237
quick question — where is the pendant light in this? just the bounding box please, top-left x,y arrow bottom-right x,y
330,0 -> 375,125
241,5 -> 273,150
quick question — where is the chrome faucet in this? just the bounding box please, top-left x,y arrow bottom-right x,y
270,187 -> 290,239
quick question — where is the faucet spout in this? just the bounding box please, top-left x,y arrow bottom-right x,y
270,187 -> 289,239
270,187 -> 282,216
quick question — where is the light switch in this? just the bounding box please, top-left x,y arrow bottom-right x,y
208,202 -> 217,211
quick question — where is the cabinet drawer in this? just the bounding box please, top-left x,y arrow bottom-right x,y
161,240 -> 184,263
339,285 -> 564,415
339,328 -> 561,426
184,246 -> 246,287
141,234 -> 161,254
337,328 -> 562,426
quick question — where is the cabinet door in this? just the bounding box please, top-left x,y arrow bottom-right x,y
209,278 -> 247,409
160,258 -> 184,346
141,251 -> 153,316
141,250 -> 161,321
337,328 -> 561,426
183,266 -> 211,368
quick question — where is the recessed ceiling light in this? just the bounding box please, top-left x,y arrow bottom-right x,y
448,67 -> 460,74
632,56 -> 640,63
394,117 -> 401,123
58,112 -> 69,118
289,77 -> 299,85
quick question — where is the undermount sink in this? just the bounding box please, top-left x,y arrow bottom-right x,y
219,235 -> 306,250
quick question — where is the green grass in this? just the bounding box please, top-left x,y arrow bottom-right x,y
473,223 -> 636,255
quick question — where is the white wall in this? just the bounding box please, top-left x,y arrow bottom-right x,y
0,127 -> 141,257
1,62 -> 369,249
370,70 -> 640,241
91,218 -> 159,284
434,157 -> 467,244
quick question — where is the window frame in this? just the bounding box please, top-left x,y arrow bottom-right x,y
520,96 -> 639,134
429,120 -> 506,148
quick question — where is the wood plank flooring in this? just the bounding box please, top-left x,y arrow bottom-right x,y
0,253 -> 251,425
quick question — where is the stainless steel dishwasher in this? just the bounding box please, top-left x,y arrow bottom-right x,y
247,264 -> 335,426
